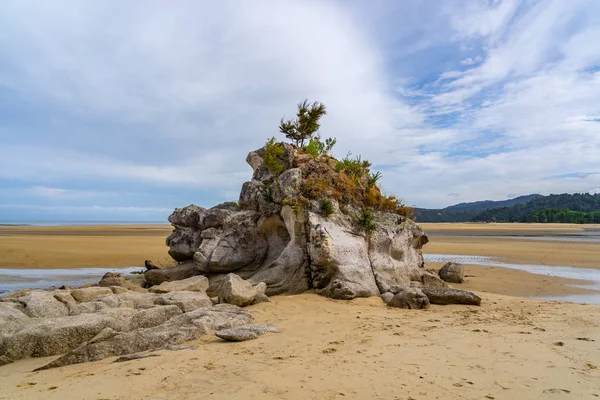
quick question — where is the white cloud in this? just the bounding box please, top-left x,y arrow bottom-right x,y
0,0 -> 599,213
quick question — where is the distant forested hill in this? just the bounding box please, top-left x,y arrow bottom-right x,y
414,194 -> 542,222
472,193 -> 600,223
415,193 -> 600,223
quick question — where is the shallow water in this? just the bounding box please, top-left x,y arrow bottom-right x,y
0,267 -> 143,295
424,254 -> 600,304
429,234 -> 600,243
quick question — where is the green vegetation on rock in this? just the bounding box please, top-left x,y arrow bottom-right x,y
271,100 -> 414,222
279,99 -> 327,147
264,137 -> 285,175
320,199 -> 334,217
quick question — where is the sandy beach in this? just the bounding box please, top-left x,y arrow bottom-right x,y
1,223 -> 600,399
1,292 -> 599,400
2,223 -> 599,300
0,225 -> 172,268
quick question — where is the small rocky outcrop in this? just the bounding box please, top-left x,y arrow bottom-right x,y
438,262 -> 464,283
36,306 -> 253,370
421,287 -> 481,306
0,283 -> 258,368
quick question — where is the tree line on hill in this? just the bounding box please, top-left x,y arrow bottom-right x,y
415,193 -> 600,223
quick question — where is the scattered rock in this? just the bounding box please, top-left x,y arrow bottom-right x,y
70,287 -> 113,303
422,272 -> 449,288
1,309 -> 135,363
14,291 -> 69,318
110,286 -> 129,295
380,292 -> 394,304
154,291 -> 212,312
215,324 -> 278,342
149,275 -> 209,294
0,302 -> 30,336
439,262 -> 464,283
36,307 -> 253,370
98,272 -> 128,288
124,274 -> 148,291
421,287 -> 481,306
144,262 -> 201,286
117,292 -> 158,309
218,274 -> 263,307
386,287 -> 430,309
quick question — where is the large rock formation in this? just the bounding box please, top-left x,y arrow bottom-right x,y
149,142 -> 433,300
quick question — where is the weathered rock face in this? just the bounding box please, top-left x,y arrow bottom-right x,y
35,306 -> 253,370
0,283 -> 253,368
151,143 -> 432,301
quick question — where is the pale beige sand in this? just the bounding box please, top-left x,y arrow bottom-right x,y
426,262 -> 595,298
0,225 -> 172,268
424,236 -> 600,269
0,292 -> 599,400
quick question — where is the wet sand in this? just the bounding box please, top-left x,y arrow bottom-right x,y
0,225 -> 172,268
1,224 -> 600,398
419,223 -> 600,301
2,223 -> 600,299
1,292 -> 599,400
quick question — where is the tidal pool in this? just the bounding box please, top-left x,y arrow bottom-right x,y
0,267 -> 143,295
424,253 -> 600,304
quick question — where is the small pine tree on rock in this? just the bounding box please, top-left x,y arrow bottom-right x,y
279,99 -> 327,147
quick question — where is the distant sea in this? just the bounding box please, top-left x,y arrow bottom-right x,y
0,221 -> 166,226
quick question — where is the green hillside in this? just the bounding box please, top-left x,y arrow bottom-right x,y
473,193 -> 600,223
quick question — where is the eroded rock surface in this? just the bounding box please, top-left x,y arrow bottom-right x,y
36,306 -> 252,370
0,280 -> 242,367
149,143 -> 435,300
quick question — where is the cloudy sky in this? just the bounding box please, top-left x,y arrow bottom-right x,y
1,0 -> 599,222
